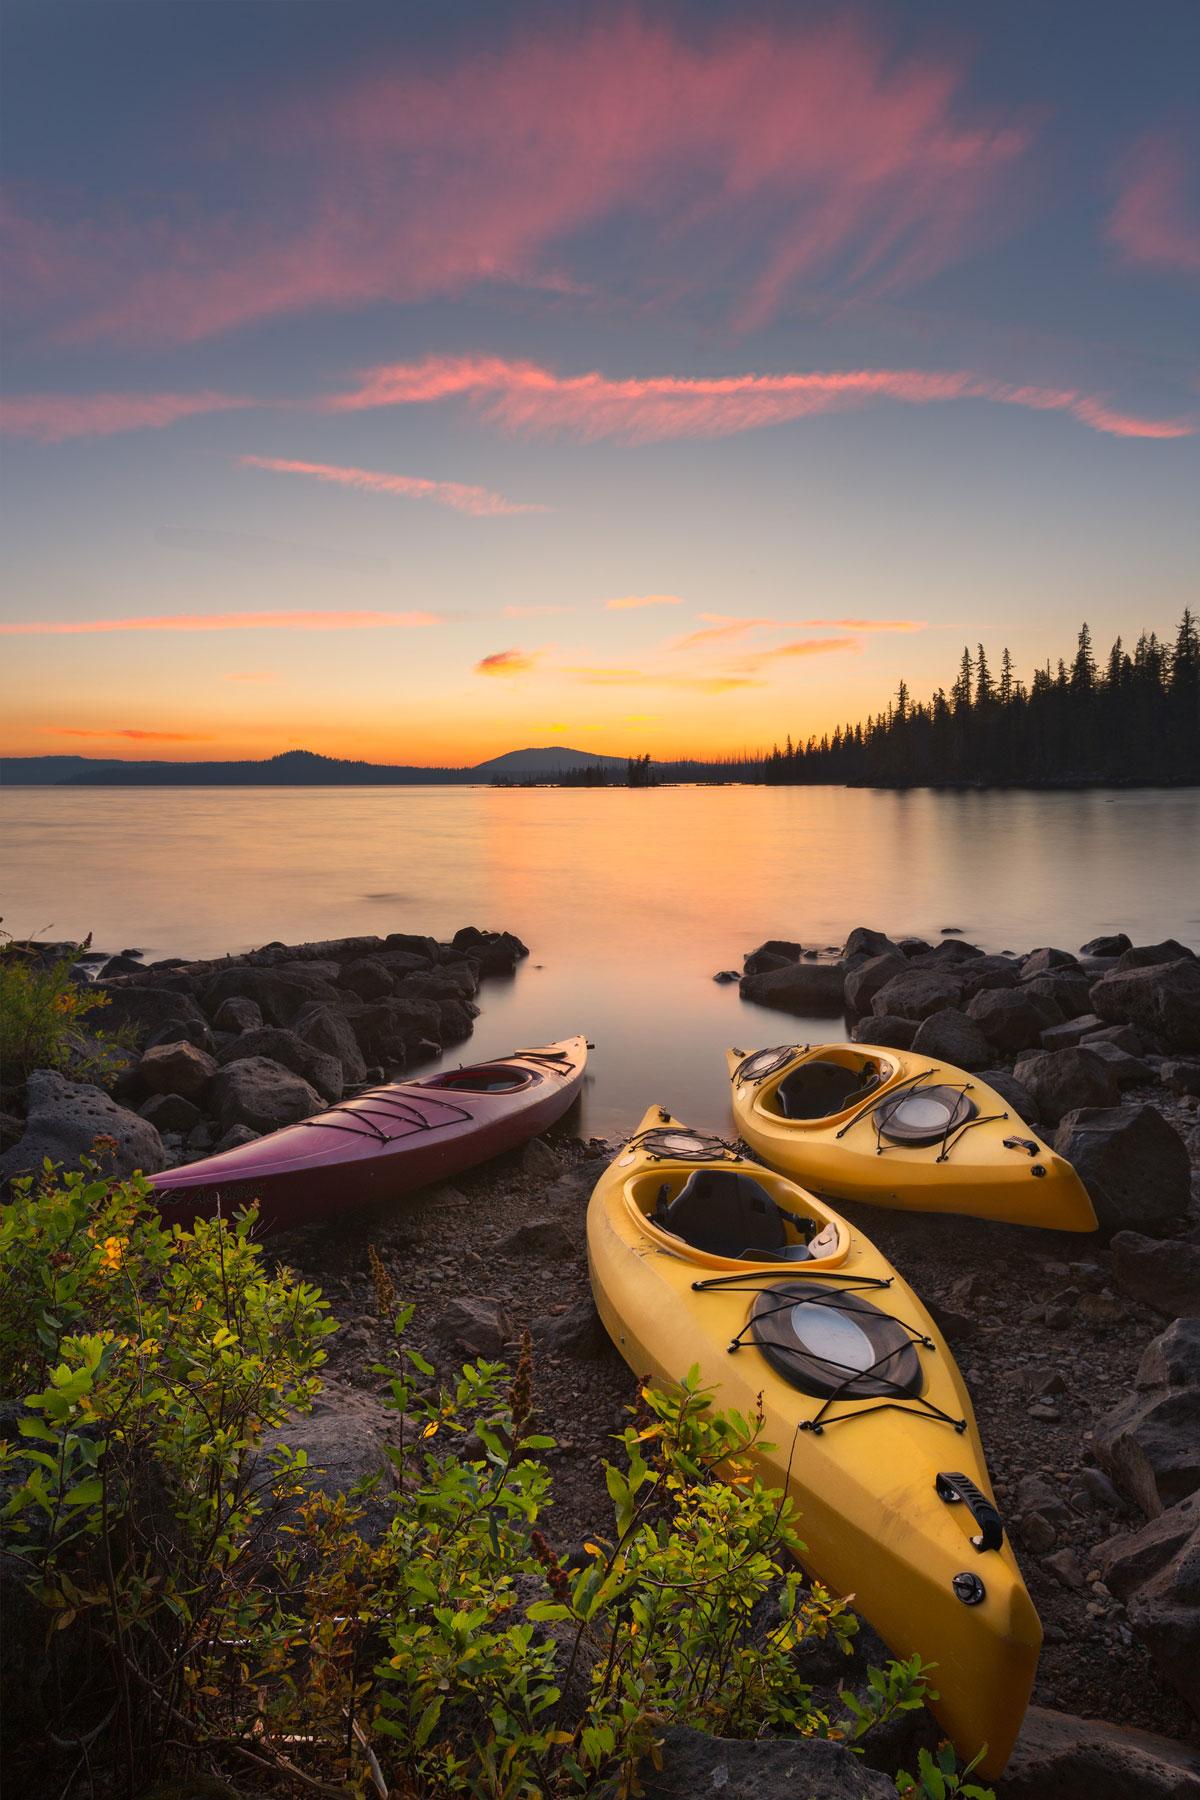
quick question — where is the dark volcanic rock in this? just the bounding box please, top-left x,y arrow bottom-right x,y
1084,1040 -> 1154,1086
97,983 -> 214,1051
966,986 -> 1059,1052
979,1066 -> 1038,1121
1082,1020 -> 1152,1055
1001,1706 -> 1200,1799
451,926 -> 528,975
1024,969 -> 1094,1019
293,1002 -> 368,1084
202,963 -> 340,1028
0,1069 -> 166,1184
1093,1318 -> 1200,1517
1118,940 -> 1197,971
1082,933 -> 1133,958
910,1007 -> 992,1070
137,1038 -> 218,1098
1013,1047 -> 1119,1124
918,937 -> 985,964
139,1092 -> 203,1136
1021,946 -> 1080,978
340,996 -> 444,1063
1040,1014 -> 1105,1051
1096,1492 -> 1200,1719
337,958 -> 396,1001
851,1014 -> 917,1049
869,967 -> 963,1021
383,930 -> 440,961
957,954 -> 1022,999
1111,1233 -> 1200,1319
637,1725 -> 895,1800
740,960 -> 846,1015
843,952 -> 907,1015
216,1027 -> 343,1103
543,1296 -> 611,1359
1091,959 -> 1200,1053
744,939 -> 803,975
1162,1058 -> 1200,1098
842,926 -> 900,963
212,994 -> 263,1034
1054,1105 -> 1191,1237
495,1217 -> 574,1258
439,1296 -> 513,1358
209,1057 -> 323,1134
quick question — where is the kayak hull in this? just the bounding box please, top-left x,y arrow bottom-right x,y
150,1036 -> 587,1229
728,1042 -> 1097,1231
588,1107 -> 1040,1776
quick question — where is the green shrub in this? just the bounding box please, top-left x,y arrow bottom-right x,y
1,1167 -> 990,1799
0,941 -> 129,1086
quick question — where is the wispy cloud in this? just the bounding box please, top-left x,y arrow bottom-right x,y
3,16 -> 1032,346
1109,132 -> 1200,276
238,454 -> 544,517
0,390 -> 250,443
733,637 -> 862,671
672,613 -> 926,650
1,610 -> 440,636
561,664 -> 761,693
603,594 -> 684,611
475,648 -> 541,676
51,728 -> 213,742
328,354 -> 1193,443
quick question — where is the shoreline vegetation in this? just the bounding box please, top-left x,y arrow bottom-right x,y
3,614 -> 1197,792
1,921 -> 1199,1798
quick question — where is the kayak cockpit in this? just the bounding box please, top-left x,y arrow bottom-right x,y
419,1064 -> 537,1094
625,1164 -> 846,1267
759,1047 -> 897,1121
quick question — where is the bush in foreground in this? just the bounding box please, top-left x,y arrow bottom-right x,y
1,1166 -> 990,1798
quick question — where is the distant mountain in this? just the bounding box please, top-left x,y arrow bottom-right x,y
472,746 -> 627,774
0,754 -> 127,785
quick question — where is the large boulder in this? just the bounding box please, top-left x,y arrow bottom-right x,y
910,1008 -> 992,1071
95,983 -> 213,1052
843,953 -> 907,1015
337,958 -> 396,1002
636,1725 -> 896,1800
383,930 -> 440,962
1023,969 -> 1094,1019
1083,1040 -> 1154,1086
1117,940 -> 1197,971
259,1380 -> 399,1542
339,996 -> 444,1063
851,1014 -> 917,1050
1093,1318 -> 1200,1517
1111,1233 -> 1200,1318
451,926 -> 528,975
400,967 -> 481,1006
841,927 -> 899,964
208,1057 -> 323,1135
869,968 -> 963,1021
966,986 -> 1059,1052
1162,1058 -> 1200,1098
1001,1706 -> 1200,1800
216,1027 -> 343,1103
293,1003 -> 368,1084
0,1070 -> 166,1184
1013,1047 -> 1119,1124
1090,959 -> 1200,1053
1021,946 -> 1079,978
957,954 -> 1022,999
979,1066 -> 1038,1120
1053,1105 -> 1191,1237
740,961 -> 846,1016
140,1092 -> 203,1136
918,938 -> 984,965
211,994 -> 263,1034
1081,933 -> 1133,958
201,963 -> 341,1028
1040,1014 -> 1105,1051
137,1038 -> 217,1098
1096,1492 -> 1200,1719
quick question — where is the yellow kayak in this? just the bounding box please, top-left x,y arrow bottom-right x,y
587,1107 -> 1041,1776
728,1042 -> 1097,1231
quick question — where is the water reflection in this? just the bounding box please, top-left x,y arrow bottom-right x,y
3,785 -> 1197,1133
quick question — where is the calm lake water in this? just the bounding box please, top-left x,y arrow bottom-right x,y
3,785 -> 1198,1134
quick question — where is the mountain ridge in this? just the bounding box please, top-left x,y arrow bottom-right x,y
0,746 -> 634,785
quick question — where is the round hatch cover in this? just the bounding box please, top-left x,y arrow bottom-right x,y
749,1281 -> 924,1399
734,1046 -> 799,1084
874,1084 -> 977,1146
639,1128 -> 731,1162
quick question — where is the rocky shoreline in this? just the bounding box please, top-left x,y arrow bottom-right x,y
2,921 -> 1199,1794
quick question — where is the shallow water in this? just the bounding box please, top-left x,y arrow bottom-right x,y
3,784 -> 1198,1133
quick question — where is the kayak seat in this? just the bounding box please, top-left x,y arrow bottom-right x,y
776,1059 -> 883,1120
656,1169 -> 790,1258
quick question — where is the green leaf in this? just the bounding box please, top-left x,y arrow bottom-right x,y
63,1478 -> 103,1508
525,1601 -> 572,1622
413,1695 -> 444,1748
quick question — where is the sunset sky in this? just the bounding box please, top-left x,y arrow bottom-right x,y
2,0 -> 1197,764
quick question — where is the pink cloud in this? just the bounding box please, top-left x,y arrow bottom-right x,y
1109,133 -> 1200,276
328,354 -> 1192,442
51,728 -> 213,742
603,594 -> 684,611
237,454 -> 544,517
672,616 -> 924,651
3,16 -> 1031,345
0,610 -> 440,635
0,389 -> 251,443
475,648 -> 540,676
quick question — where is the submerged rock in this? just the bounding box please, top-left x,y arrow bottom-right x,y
740,960 -> 846,1015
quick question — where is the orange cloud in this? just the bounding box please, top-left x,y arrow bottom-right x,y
475,648 -> 540,676
238,454 -> 544,517
51,728 -> 213,742
1109,133 -> 1200,276
560,664 -> 761,693
0,610 -> 440,635
329,354 -> 1193,443
671,614 -> 925,651
603,594 -> 684,611
0,390 -> 251,443
735,637 -> 863,668
4,16 -> 1031,346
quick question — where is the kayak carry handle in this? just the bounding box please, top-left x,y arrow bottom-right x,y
935,1471 -> 1005,1553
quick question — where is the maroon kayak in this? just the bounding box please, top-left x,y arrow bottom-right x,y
150,1036 -> 588,1229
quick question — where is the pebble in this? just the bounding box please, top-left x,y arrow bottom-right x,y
1028,1401 -> 1062,1421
